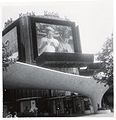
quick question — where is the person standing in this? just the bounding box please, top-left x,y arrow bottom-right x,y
38,26 -> 59,56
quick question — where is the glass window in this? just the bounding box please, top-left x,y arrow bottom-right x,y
2,27 -> 18,60
36,23 -> 74,56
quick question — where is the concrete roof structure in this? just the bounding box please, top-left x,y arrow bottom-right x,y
3,62 -> 109,113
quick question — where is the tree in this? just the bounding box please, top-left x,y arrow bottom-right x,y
94,34 -> 113,87
93,34 -> 113,109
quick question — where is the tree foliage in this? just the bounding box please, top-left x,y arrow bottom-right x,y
94,34 -> 113,87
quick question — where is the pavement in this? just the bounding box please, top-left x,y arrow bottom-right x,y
16,110 -> 114,117
83,110 -> 114,117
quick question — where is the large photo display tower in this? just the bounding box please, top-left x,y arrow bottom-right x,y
3,16 -> 101,117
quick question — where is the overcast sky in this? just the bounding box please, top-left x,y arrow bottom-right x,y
2,0 -> 113,54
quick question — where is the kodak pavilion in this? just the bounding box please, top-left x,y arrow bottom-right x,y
2,15 -> 109,117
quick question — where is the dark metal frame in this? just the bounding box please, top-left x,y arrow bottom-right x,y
29,16 -> 80,60
2,16 -> 92,66
36,52 -> 94,67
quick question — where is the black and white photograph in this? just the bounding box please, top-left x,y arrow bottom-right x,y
1,0 -> 114,118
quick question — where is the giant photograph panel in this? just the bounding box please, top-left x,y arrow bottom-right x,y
36,23 -> 74,56
2,27 -> 19,60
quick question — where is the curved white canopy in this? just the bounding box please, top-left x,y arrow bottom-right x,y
3,62 -> 109,113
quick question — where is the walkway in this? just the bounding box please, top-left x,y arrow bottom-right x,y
83,110 -> 114,117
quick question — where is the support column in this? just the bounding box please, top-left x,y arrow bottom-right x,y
91,98 -> 98,113
91,94 -> 104,113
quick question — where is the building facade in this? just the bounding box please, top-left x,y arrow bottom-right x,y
3,16 -> 94,117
